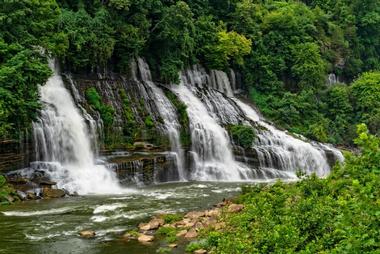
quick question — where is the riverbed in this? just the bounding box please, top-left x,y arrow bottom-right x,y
0,182 -> 254,254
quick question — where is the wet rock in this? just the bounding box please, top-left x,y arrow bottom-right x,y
185,211 -> 205,220
138,234 -> 154,243
26,192 -> 37,200
168,244 -> 178,248
176,229 -> 188,237
122,233 -> 137,241
194,249 -> 207,254
228,204 -> 244,213
184,228 -> 198,238
80,230 -> 96,238
16,190 -> 27,200
42,188 -> 65,199
139,218 -> 164,231
205,208 -> 220,217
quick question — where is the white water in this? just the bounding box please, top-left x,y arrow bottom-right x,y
137,58 -> 186,180
172,82 -> 252,181
32,60 -> 124,194
233,98 -> 342,176
175,65 -> 343,180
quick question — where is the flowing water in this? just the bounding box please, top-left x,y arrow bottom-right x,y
136,59 -> 185,180
0,182 -> 246,254
32,60 -> 123,195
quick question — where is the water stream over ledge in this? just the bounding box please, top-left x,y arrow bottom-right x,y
0,182 -> 263,254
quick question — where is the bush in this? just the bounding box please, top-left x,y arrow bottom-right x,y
228,125 -> 256,149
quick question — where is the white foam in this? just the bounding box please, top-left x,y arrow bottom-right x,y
93,203 -> 127,214
2,207 -> 74,217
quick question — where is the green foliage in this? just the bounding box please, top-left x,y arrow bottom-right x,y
228,125 -> 256,149
0,175 -> 19,206
202,124 -> 380,253
162,213 -> 184,224
205,30 -> 252,70
156,226 -> 178,243
144,115 -> 155,129
120,89 -> 138,145
351,71 -> 380,136
85,87 -> 115,132
0,42 -> 52,139
185,240 -> 208,253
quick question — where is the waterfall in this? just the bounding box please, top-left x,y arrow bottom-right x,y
174,66 -> 343,180
32,60 -> 124,195
233,99 -> 343,176
136,58 -> 185,180
172,82 -> 252,181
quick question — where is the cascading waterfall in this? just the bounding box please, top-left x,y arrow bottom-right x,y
233,99 -> 343,177
172,82 -> 252,181
136,58 -> 186,180
32,60 -> 124,195
174,65 -> 343,180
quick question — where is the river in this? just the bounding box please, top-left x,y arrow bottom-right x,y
0,182 -> 253,254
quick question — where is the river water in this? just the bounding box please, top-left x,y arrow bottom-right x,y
0,182 -> 257,254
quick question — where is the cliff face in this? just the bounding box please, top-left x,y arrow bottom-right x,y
0,140 -> 33,173
1,59 -> 342,186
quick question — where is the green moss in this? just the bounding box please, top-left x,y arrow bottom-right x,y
119,89 -> 138,145
228,124 -> 256,149
164,90 -> 191,147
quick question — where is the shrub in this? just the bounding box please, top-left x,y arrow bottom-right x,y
228,125 -> 256,149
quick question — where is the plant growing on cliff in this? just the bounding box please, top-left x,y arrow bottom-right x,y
228,125 -> 256,149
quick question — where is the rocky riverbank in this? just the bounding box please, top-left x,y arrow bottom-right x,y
116,199 -> 245,253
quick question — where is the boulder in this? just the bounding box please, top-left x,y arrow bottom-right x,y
16,190 -> 27,200
184,228 -> 198,238
80,230 -> 96,238
168,244 -> 178,248
194,249 -> 207,254
228,204 -> 244,213
139,218 -> 164,231
42,188 -> 65,199
138,234 -> 154,243
122,232 -> 137,241
176,230 -> 188,237
205,208 -> 220,217
185,211 -> 205,220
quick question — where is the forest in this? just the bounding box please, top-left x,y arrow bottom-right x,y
1,0 -> 379,146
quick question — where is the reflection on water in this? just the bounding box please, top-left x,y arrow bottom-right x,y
0,182 -> 255,254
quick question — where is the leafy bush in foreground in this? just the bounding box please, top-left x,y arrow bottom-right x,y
202,124 -> 380,253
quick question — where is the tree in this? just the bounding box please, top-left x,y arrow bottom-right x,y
290,42 -> 327,90
351,71 -> 380,136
